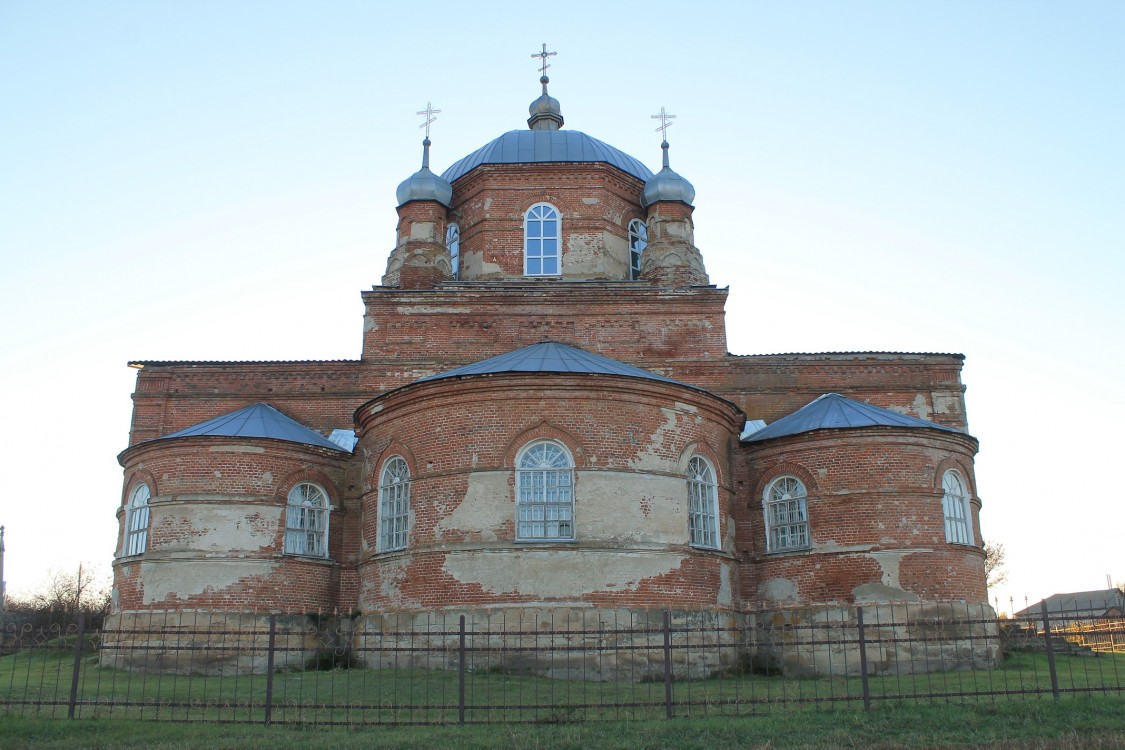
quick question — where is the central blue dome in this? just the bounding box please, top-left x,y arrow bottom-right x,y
441,130 -> 654,184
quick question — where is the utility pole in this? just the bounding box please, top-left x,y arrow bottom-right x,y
1,526 -> 6,612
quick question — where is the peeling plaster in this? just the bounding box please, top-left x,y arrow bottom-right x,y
208,445 -> 265,454
887,394 -> 932,421
759,577 -> 799,604
434,472 -> 508,542
631,408 -> 681,472
442,549 -> 685,599
140,560 -> 278,604
717,563 -> 732,607
155,505 -> 281,553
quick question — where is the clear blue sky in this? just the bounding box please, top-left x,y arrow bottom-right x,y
1,1 -> 1121,613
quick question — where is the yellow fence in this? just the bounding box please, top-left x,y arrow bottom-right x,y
1059,620 -> 1125,653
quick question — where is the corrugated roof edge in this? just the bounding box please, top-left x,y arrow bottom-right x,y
129,359 -> 362,367
728,351 -> 965,359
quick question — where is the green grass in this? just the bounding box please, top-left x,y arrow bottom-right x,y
1,644 -> 1121,726
0,698 -> 1123,749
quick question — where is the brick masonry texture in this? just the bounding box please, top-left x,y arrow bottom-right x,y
112,113 -> 989,646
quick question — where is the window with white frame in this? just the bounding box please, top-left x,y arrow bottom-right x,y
764,476 -> 809,552
517,441 -> 574,541
687,456 -> 719,548
446,223 -> 460,280
378,456 -> 411,551
284,482 -> 329,557
123,483 -> 151,556
628,219 -> 647,280
524,203 -> 561,276
942,470 -> 973,545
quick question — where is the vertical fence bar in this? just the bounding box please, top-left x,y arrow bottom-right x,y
662,610 -> 674,719
1040,602 -> 1060,701
263,614 -> 277,725
856,606 -> 871,711
67,612 -> 85,719
458,615 -> 467,724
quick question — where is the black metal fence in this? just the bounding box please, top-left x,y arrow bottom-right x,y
0,603 -> 1120,725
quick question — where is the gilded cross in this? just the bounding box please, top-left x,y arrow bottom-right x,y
531,43 -> 557,76
416,101 -> 441,138
652,107 -> 676,140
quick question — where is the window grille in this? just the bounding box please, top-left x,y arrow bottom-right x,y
379,457 -> 411,551
765,476 -> 809,552
284,483 -> 329,557
517,441 -> 574,540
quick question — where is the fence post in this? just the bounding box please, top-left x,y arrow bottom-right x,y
662,610 -> 674,719
856,606 -> 871,712
1039,601 -> 1060,701
67,611 -> 85,719
458,615 -> 467,724
264,614 -> 277,725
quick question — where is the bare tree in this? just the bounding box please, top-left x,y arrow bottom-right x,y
4,565 -> 111,629
984,541 -> 1007,590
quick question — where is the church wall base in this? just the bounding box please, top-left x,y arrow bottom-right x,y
747,602 -> 999,677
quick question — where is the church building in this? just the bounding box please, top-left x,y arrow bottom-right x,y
109,54 -> 992,676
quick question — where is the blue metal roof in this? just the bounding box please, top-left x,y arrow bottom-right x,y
743,393 -> 963,443
418,341 -> 682,386
153,403 -> 346,452
441,130 -> 654,184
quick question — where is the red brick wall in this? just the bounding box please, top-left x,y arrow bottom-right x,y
736,428 -> 986,607
449,162 -> 646,280
354,372 -> 743,611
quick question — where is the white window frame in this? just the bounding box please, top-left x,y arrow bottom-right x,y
764,476 -> 810,552
687,456 -> 719,549
516,440 -> 575,541
628,218 -> 647,280
446,223 -> 460,280
378,456 -> 411,552
123,483 -> 151,556
942,470 -> 973,545
284,482 -> 330,558
523,203 -> 561,276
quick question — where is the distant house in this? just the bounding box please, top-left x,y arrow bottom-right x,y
1015,588 -> 1125,627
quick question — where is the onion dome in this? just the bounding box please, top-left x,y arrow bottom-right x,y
528,75 -> 564,131
396,138 -> 453,207
641,140 -> 696,208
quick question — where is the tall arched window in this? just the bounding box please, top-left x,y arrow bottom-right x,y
524,203 -> 561,276
942,470 -> 973,545
687,456 -> 719,548
764,476 -> 809,552
628,219 -> 647,280
516,441 -> 574,541
379,456 -> 411,551
446,223 -> 460,280
123,483 -> 151,556
284,482 -> 329,557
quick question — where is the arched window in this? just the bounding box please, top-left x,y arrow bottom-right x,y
123,483 -> 151,556
284,482 -> 329,557
524,203 -> 561,276
687,456 -> 719,548
378,456 -> 411,551
628,219 -> 647,280
446,223 -> 460,280
942,470 -> 973,545
516,441 -> 574,541
764,476 -> 809,552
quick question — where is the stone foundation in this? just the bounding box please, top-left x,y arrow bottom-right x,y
748,602 -> 999,677
99,610 -> 336,675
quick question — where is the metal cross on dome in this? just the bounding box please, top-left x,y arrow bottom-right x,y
531,43 -> 557,76
652,106 -> 676,140
416,101 -> 441,138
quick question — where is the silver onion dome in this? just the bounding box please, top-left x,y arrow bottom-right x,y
641,140 -> 696,208
396,138 -> 453,207
528,75 -> 564,131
